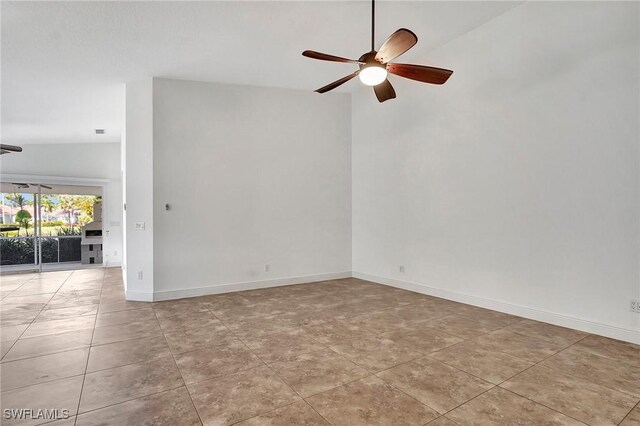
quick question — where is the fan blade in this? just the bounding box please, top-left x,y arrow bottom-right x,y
375,29 -> 417,64
0,144 -> 22,153
315,71 -> 359,94
30,184 -> 53,190
303,50 -> 362,64
373,79 -> 396,103
387,63 -> 453,85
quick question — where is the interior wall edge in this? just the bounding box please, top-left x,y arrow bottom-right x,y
353,271 -> 640,345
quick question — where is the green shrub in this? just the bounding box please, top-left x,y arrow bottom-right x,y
0,238 -> 35,265
58,226 -> 81,236
41,221 -> 64,227
41,238 -> 59,263
0,236 -> 82,265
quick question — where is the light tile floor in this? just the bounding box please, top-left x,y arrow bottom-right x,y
1,268 -> 638,425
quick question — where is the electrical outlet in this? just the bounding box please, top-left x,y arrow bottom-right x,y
631,299 -> 640,313
137,271 -> 143,280
399,265 -> 405,273
135,222 -> 145,231
265,264 -> 270,272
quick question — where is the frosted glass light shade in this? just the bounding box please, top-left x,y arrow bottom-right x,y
358,66 -> 388,86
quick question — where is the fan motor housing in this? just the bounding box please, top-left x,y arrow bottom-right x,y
358,51 -> 386,71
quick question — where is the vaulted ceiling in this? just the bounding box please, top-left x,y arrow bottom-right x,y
1,1 -> 521,145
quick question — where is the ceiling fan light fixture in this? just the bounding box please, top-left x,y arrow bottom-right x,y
358,66 -> 388,86
302,0 -> 453,102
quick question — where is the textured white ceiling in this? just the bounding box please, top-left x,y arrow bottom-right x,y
1,1 -> 521,145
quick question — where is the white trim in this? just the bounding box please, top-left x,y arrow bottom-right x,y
353,272 -> 640,345
125,290 -> 154,302
0,173 -> 110,186
138,271 -> 352,302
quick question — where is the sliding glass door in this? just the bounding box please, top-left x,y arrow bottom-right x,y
0,183 -> 102,272
0,189 -> 38,269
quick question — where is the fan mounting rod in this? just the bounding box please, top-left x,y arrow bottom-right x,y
371,0 -> 375,51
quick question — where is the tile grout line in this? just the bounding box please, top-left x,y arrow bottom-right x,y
77,336 -> 171,375
344,303 -> 528,357
204,304 -> 298,425
1,271 -> 75,361
487,333 -> 595,425
425,332 -> 593,424
366,350 -> 493,417
391,315 -> 619,407
420,335 -> 547,383
428,415 -> 462,426
93,281 -> 621,425
200,285 -> 539,423
300,398 -> 334,426
151,304 -> 205,426
202,299 -> 363,425
71,384 -> 187,420
222,311 -> 436,424
230,330 -> 337,425
416,317 -> 527,358
73,268 -> 104,426
535,351 -> 640,401
299,296 -> 599,424
618,400 -> 639,426
90,321 -> 164,347
4,274 -> 636,425
399,342 -> 569,426
1,274 -> 110,367
349,315 -> 533,392
1,325 -> 97,365
223,400 -> 307,425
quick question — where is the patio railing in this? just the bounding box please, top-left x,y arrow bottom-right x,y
0,236 -> 82,266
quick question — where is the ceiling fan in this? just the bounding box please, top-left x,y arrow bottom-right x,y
302,0 -> 453,102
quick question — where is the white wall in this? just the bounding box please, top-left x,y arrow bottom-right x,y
123,79 -> 154,297
152,78 -> 351,296
0,142 -> 123,267
352,2 -> 639,342
123,78 -> 352,299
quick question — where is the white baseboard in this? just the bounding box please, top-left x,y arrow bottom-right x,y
136,271 -> 352,302
121,268 -> 639,344
353,272 -> 640,345
124,290 -> 154,302
104,265 -> 122,270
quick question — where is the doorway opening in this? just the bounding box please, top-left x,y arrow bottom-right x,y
0,182 -> 103,273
